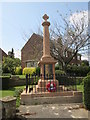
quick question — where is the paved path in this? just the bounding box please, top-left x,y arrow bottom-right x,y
16,103 -> 89,119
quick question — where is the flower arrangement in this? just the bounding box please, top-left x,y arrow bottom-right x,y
46,81 -> 56,92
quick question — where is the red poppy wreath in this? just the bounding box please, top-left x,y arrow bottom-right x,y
46,81 -> 56,92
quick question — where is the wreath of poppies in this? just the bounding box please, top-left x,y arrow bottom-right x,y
46,81 -> 56,92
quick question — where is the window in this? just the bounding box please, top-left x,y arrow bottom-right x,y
26,61 -> 37,67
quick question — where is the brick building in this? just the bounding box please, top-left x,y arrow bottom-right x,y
21,33 -> 81,69
21,33 -> 43,69
0,48 -> 8,61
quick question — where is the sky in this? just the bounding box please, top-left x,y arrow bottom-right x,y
0,2 -> 89,60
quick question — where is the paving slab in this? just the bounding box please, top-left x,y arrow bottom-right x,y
16,103 -> 89,119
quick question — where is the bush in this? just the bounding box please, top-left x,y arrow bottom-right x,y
84,75 -> 90,110
87,71 -> 90,76
23,67 -> 36,75
15,67 -> 22,75
66,65 -> 90,76
55,70 -> 66,76
13,88 -> 23,97
36,67 -> 40,76
13,88 -> 23,107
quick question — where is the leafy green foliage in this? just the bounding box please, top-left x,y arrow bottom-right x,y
87,71 -> 90,76
81,60 -> 89,66
0,62 -> 2,75
66,65 -> 90,76
15,67 -> 22,75
84,75 -> 90,110
36,67 -> 40,75
55,70 -> 66,76
76,77 -> 83,85
13,88 -> 23,97
2,57 -> 21,74
23,67 -> 36,75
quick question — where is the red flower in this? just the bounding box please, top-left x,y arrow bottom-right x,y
46,81 -> 56,92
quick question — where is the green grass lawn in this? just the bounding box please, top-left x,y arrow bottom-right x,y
0,86 -> 25,98
16,75 -> 26,79
77,85 -> 83,92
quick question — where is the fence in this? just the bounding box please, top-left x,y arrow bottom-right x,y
25,74 -> 77,93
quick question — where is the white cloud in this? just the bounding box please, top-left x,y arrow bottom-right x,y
69,10 -> 88,30
14,49 -> 21,59
81,55 -> 88,60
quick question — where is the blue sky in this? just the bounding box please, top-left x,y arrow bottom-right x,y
1,2 -> 88,59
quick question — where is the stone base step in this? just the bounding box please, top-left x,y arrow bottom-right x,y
21,91 -> 83,105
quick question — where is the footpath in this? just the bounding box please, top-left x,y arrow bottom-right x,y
16,103 -> 89,120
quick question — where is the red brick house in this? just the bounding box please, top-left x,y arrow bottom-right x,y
0,48 -> 8,61
21,33 -> 81,69
21,33 -> 43,69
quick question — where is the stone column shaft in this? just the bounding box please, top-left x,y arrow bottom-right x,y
43,26 -> 50,56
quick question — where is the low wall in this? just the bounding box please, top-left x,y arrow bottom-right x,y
1,76 -> 84,89
1,77 -> 26,89
9,78 -> 26,87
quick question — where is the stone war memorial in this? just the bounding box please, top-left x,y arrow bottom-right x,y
37,14 -> 59,92
21,14 -> 83,105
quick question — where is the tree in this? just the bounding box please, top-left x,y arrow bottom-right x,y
81,60 -> 89,66
8,48 -> 14,58
49,10 -> 90,71
0,61 -> 2,75
2,57 -> 21,74
14,58 -> 21,67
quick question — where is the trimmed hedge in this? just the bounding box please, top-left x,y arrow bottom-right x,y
0,76 -> 10,90
23,67 -> 36,75
84,75 -> 90,110
15,67 -> 22,75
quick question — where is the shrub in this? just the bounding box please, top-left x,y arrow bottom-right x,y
83,75 -> 90,110
23,67 -> 36,75
55,70 -> 66,76
15,67 -> 22,75
36,67 -> 40,76
13,88 -> 23,107
2,57 -> 21,75
87,71 -> 90,76
13,88 -> 23,97
66,65 -> 90,76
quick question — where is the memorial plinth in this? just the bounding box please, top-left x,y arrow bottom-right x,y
37,14 -> 59,92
